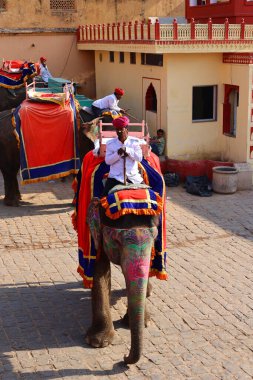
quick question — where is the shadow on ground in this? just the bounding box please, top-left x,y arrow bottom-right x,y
0,281 -> 127,378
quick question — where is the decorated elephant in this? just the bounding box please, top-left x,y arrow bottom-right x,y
0,105 -> 99,206
0,62 -> 37,112
74,151 -> 167,364
86,196 -> 160,364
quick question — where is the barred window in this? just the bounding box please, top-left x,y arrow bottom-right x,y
50,0 -> 76,13
0,0 -> 7,11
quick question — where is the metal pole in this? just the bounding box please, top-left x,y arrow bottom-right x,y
124,111 -> 139,122
123,149 -> 127,185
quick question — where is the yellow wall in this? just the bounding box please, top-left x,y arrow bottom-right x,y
166,53 -> 224,160
0,1 -> 184,28
0,33 -> 95,98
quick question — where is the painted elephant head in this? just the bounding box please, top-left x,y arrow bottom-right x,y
86,197 -> 159,364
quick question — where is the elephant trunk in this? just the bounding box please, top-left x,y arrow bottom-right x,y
121,227 -> 157,364
124,284 -> 147,364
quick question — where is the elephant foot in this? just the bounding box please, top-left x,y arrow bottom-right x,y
4,197 -> 19,207
85,325 -> 115,348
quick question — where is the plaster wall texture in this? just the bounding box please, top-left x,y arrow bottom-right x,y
166,53 -> 222,160
0,0 -> 184,28
0,34 -> 95,98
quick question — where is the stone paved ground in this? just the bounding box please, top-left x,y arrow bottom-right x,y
0,175 -> 253,380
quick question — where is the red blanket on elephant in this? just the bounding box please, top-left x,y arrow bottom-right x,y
13,98 -> 80,184
72,150 -> 167,289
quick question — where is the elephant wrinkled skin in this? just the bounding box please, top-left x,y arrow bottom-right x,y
0,110 -> 21,206
86,198 -> 159,364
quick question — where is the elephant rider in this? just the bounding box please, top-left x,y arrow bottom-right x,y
91,88 -> 126,118
103,116 -> 143,195
38,57 -> 52,87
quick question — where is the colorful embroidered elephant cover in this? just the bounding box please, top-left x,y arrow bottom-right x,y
101,188 -> 163,219
0,61 -> 36,88
72,150 -> 167,288
13,97 -> 80,184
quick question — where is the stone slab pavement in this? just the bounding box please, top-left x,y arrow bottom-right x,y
0,174 -> 253,380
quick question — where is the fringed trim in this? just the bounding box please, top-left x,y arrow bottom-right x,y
11,114 -> 20,148
138,162 -> 150,185
100,193 -> 163,220
150,246 -> 155,261
0,82 -> 26,89
72,177 -> 78,193
71,211 -> 77,232
149,268 -> 168,280
21,170 -> 78,185
77,266 -> 93,289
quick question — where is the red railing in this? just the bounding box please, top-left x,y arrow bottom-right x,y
77,18 -> 253,44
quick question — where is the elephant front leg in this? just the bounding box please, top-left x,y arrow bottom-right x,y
85,250 -> 115,348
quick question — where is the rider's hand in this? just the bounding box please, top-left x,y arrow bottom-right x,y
118,148 -> 128,157
120,108 -> 126,114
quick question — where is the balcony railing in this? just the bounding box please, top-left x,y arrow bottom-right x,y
77,18 -> 253,44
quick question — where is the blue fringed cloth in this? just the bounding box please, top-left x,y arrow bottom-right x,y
0,62 -> 36,89
72,150 -> 168,288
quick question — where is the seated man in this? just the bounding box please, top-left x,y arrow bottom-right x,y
39,56 -> 52,87
150,129 -> 165,157
92,88 -> 126,117
103,116 -> 143,195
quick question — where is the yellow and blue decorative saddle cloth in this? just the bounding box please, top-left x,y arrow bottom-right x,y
101,187 -> 163,219
72,150 -> 167,288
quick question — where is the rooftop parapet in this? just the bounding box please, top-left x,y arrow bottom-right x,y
77,18 -> 253,45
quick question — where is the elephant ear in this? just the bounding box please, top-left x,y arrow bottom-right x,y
87,197 -> 102,250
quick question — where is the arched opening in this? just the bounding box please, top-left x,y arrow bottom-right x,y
145,83 -> 157,113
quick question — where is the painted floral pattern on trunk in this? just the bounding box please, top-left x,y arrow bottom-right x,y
102,226 -> 158,322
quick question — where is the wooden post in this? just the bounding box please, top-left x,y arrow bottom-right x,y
155,19 -> 160,40
141,20 -> 144,40
224,18 -> 229,40
112,23 -> 115,40
107,23 -> 110,40
123,21 -> 126,40
134,20 -> 138,40
173,18 -> 178,41
208,18 -> 213,40
102,24 -> 105,40
240,18 -> 245,40
117,22 -> 120,40
147,19 -> 151,40
191,18 -> 195,40
128,21 -> 132,40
